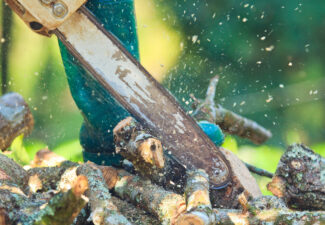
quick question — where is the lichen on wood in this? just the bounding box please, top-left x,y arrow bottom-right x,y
0,172 -> 88,225
267,144 -> 325,210
77,162 -> 132,225
101,166 -> 186,225
0,153 -> 29,193
32,175 -> 88,225
185,169 -> 211,212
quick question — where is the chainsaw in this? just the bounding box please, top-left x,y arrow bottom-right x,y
4,0 -> 232,188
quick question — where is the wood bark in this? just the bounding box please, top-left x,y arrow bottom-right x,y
32,175 -> 88,225
267,144 -> 325,210
27,161 -> 78,192
110,196 -> 160,225
77,162 -> 132,225
0,167 -> 88,225
0,93 -> 34,150
114,117 -> 186,193
184,169 -> 211,211
192,75 -> 272,144
178,196 -> 325,225
0,152 -> 29,193
100,166 -> 186,225
176,169 -> 216,225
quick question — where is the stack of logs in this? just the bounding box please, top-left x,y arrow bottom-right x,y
0,90 -> 324,224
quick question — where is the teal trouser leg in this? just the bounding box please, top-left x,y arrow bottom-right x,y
59,0 -> 139,166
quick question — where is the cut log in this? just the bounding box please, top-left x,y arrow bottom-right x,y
185,169 -> 211,212
267,144 -> 325,210
100,166 -> 186,225
192,75 -> 272,144
114,117 -> 164,169
111,196 -> 160,225
0,93 -> 34,150
113,117 -> 261,208
211,208 -> 325,225
27,163 -> 77,192
77,162 -> 132,225
0,174 -> 88,225
176,169 -> 216,225
114,117 -> 186,193
31,148 -> 66,167
210,147 -> 262,209
177,196 -> 325,225
0,153 -> 29,193
32,175 -> 88,225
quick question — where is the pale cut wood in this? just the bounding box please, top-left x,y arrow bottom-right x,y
210,148 -> 262,208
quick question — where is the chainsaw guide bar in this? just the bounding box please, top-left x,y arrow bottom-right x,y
5,0 -> 232,188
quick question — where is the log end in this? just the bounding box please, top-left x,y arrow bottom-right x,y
31,148 -> 66,167
99,166 -> 118,190
73,175 -> 88,197
175,213 -> 205,225
137,138 -> 164,168
113,117 -> 135,144
267,176 -> 286,198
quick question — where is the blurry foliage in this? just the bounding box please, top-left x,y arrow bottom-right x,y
154,0 -> 325,147
0,0 -> 324,192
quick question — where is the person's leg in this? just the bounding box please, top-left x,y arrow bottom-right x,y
59,0 -> 139,166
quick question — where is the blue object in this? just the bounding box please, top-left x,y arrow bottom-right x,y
198,121 -> 225,147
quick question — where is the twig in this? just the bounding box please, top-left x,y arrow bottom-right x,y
100,166 -> 186,225
244,162 -> 274,178
176,169 -> 216,225
32,176 -> 88,225
192,75 -> 272,144
77,162 -> 132,225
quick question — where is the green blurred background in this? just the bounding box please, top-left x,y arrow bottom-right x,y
0,0 -> 324,194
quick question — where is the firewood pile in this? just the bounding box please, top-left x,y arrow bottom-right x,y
0,86 -> 324,224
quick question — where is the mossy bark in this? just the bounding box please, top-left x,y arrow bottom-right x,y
267,144 -> 325,210
100,166 -> 186,225
176,169 -> 216,225
77,162 -> 132,225
0,153 -> 29,193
